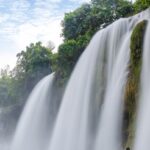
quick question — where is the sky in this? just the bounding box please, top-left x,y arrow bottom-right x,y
0,0 -> 90,69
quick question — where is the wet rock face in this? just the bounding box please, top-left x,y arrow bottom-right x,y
130,20 -> 148,68
123,20 -> 148,148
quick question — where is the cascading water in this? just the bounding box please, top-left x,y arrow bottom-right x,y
95,33 -> 130,150
48,9 -> 150,150
10,8 -> 150,150
11,73 -> 56,150
48,18 -> 131,150
133,22 -> 150,150
48,29 -> 108,150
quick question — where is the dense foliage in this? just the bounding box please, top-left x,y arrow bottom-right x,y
53,0 -> 134,84
0,68 -> 13,106
0,42 -> 53,106
14,42 -> 52,93
134,0 -> 150,13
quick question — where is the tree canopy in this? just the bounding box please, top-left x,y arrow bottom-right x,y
133,0 -> 150,13
53,0 -> 134,84
0,42 -> 53,106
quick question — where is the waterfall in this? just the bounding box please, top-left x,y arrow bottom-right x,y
48,19 -> 130,150
48,29 -> 107,150
11,73 -> 57,150
133,22 -> 150,150
48,9 -> 150,150
95,33 -> 130,150
10,8 -> 150,150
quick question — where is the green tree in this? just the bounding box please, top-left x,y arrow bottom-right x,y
133,0 -> 150,13
13,42 -> 53,94
0,66 -> 16,106
62,4 -> 92,40
54,40 -> 86,84
0,42 -> 54,106
54,0 -> 133,84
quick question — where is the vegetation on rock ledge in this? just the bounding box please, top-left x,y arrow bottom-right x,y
124,20 -> 148,148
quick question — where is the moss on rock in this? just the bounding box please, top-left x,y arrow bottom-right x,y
123,20 -> 148,148
130,20 -> 147,69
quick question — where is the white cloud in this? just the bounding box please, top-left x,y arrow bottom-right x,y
0,38 -> 18,69
0,21 -> 62,69
13,19 -> 63,52
0,14 -> 9,23
69,0 -> 90,3
10,0 -> 31,12
35,0 -> 62,4
0,0 -> 91,69
0,52 -> 17,69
